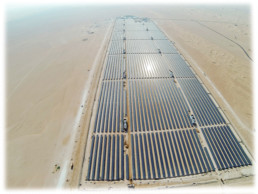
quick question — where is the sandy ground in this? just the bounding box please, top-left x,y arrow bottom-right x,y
6,5 -> 252,188
6,6 -> 114,188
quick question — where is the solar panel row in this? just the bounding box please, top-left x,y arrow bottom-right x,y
111,31 -> 124,40
144,23 -> 160,31
113,19 -> 124,31
103,55 -> 125,80
164,54 -> 195,78
125,31 -> 167,40
128,79 -> 192,132
126,40 -> 177,54
154,40 -> 178,53
93,81 -> 124,133
126,54 -> 195,79
86,134 -> 125,181
112,31 -> 167,40
126,31 -> 150,39
178,78 -> 226,126
109,40 -> 124,55
114,18 -> 160,31
148,31 -> 167,40
126,54 -> 171,79
202,126 -> 252,170
110,39 -> 177,55
131,129 -> 215,180
126,40 -> 158,54
126,25 -> 146,31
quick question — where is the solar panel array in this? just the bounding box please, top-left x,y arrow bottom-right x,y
128,79 -> 192,131
202,126 -> 252,170
109,40 -> 124,55
93,81 -> 124,133
127,54 -> 170,79
131,130 -> 215,180
103,55 -> 125,80
85,17 -> 252,183
164,54 -> 195,78
126,54 -> 195,79
86,134 -> 124,181
178,78 -> 226,126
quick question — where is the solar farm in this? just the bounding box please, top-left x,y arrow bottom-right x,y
80,16 -> 253,188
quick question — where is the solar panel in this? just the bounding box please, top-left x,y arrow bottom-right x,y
126,40 -> 158,54
202,126 -> 251,170
109,40 -> 124,55
93,81 -> 124,133
163,54 -> 195,78
127,54 -> 171,79
103,55 -> 125,80
130,129 -> 214,180
154,40 -> 178,53
178,78 -> 226,126
128,79 -> 191,132
86,134 -> 125,181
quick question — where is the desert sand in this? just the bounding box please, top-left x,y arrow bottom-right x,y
6,5 -> 252,188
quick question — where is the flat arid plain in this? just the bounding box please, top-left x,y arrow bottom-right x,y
6,5 -> 253,189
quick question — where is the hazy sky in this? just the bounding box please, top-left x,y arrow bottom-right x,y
6,5 -> 63,22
